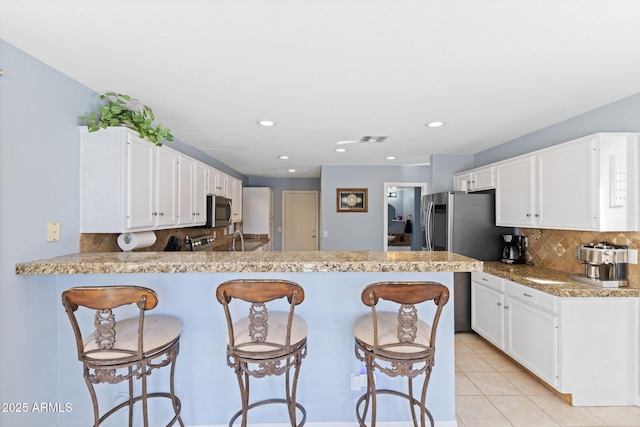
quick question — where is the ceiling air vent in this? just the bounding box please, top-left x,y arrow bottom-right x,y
359,136 -> 388,143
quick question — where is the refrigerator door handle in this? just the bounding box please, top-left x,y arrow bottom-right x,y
425,200 -> 434,251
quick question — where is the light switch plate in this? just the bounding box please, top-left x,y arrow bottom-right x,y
47,222 -> 60,242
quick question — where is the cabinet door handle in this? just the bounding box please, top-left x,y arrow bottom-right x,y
482,277 -> 489,281
497,302 -> 502,306
523,293 -> 533,297
535,214 -> 540,217
526,213 -> 531,217
504,306 -> 509,309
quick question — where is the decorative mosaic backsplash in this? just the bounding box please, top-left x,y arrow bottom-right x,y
520,228 -> 640,288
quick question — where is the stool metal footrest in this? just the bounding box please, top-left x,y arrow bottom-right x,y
355,389 -> 434,427
229,398 -> 306,427
97,392 -> 183,427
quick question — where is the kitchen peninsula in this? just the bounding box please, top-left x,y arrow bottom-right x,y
17,250 -> 480,427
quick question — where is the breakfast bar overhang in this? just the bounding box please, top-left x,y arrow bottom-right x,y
16,250 -> 482,427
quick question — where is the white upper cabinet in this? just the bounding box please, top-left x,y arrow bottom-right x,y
125,135 -> 156,229
230,177 -> 243,222
80,127 -> 180,233
454,165 -> 495,192
154,146 -> 178,227
206,167 -> 242,222
473,166 -> 495,191
495,132 -> 638,231
207,167 -> 227,197
194,162 -> 207,225
495,155 -> 537,227
177,156 -> 207,226
80,126 -> 217,233
536,137 -> 595,229
177,156 -> 195,226
454,171 -> 473,191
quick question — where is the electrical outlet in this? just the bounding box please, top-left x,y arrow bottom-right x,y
350,373 -> 367,390
47,222 -> 60,242
628,249 -> 638,265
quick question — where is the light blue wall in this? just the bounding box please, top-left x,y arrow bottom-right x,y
246,177 -> 320,251
474,92 -> 640,167
320,166 -> 429,250
0,39 -> 95,427
429,154 -> 474,194
170,139 -> 247,182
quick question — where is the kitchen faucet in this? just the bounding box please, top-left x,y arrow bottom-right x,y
231,230 -> 244,252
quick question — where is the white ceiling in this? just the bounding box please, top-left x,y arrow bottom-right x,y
3,1 -> 640,178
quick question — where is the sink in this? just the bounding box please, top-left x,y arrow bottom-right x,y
388,235 -> 396,242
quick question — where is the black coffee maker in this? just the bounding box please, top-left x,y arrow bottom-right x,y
501,234 -> 526,264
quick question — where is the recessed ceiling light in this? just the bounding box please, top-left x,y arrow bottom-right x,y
288,169 -> 296,173
386,156 -> 396,160
426,121 -> 445,128
335,148 -> 346,153
278,155 -> 289,160
257,120 -> 276,127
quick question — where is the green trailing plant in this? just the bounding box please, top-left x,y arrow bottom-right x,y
80,92 -> 174,146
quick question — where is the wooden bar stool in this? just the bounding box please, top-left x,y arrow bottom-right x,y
353,281 -> 449,427
216,279 -> 307,427
61,286 -> 184,427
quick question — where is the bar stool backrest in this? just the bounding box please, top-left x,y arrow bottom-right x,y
216,279 -> 305,355
61,286 -> 159,363
360,281 -> 449,354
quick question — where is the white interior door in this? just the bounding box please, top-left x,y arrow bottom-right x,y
282,191 -> 318,251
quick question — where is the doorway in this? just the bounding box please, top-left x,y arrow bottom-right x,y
383,182 -> 427,251
282,191 -> 319,251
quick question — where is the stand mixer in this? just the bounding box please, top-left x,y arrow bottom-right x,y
570,242 -> 628,288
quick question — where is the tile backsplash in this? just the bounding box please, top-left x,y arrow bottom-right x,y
80,225 -> 237,252
519,228 -> 640,288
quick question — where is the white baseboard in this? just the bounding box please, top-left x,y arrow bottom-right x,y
189,421 -> 458,427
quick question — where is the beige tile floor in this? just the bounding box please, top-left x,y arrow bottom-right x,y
455,333 -> 640,427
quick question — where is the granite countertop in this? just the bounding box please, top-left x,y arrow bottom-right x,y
483,261 -> 640,297
15,251 -> 482,275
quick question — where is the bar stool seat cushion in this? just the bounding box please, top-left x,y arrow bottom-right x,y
228,312 -> 307,353
353,311 -> 432,353
83,314 -> 183,360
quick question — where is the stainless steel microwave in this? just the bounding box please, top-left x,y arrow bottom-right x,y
205,195 -> 232,227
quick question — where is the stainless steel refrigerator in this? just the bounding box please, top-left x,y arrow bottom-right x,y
422,191 -> 512,332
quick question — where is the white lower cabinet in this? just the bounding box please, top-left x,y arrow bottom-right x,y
471,273 -> 505,349
471,271 -> 637,405
505,293 -> 558,388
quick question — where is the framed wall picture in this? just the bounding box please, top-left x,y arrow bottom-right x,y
336,188 -> 368,212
